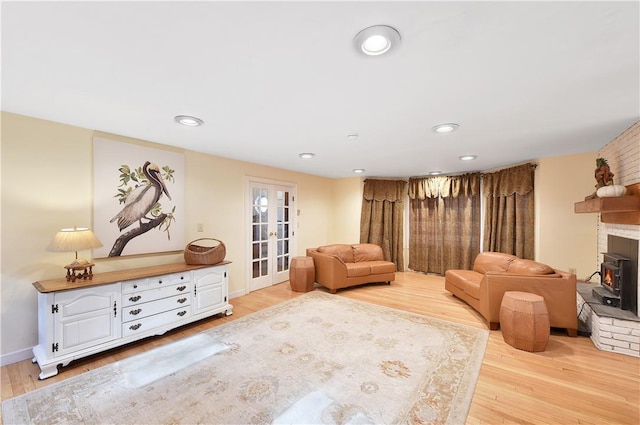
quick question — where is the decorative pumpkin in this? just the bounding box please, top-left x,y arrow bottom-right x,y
596,185 -> 627,198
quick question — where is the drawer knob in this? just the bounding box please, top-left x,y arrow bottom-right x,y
129,308 -> 142,316
177,298 -> 187,304
176,285 -> 187,292
129,323 -> 142,331
129,295 -> 142,302
177,310 -> 187,317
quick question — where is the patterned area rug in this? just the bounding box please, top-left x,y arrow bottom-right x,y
2,292 -> 488,424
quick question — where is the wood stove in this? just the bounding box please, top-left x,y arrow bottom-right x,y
592,236 -> 638,316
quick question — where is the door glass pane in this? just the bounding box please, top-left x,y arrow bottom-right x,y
260,260 -> 268,275
252,243 -> 260,260
261,242 -> 268,258
252,261 -> 260,278
277,256 -> 284,272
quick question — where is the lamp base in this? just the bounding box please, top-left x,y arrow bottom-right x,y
64,263 -> 95,282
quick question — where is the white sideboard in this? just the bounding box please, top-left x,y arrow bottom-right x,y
32,262 -> 232,379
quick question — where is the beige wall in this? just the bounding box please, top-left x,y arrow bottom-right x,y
1,111 -> 601,363
0,112 -> 339,360
536,152 -> 599,277
329,177 -> 363,243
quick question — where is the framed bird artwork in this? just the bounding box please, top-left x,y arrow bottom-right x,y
93,137 -> 185,257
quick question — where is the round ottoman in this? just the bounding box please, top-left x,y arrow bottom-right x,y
289,256 -> 315,293
500,291 -> 550,352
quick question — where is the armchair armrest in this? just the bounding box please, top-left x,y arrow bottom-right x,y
479,272 -> 577,331
308,251 -> 348,288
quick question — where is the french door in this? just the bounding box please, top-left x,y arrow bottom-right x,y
246,179 -> 296,292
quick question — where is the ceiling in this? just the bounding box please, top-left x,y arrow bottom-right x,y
2,1 -> 639,179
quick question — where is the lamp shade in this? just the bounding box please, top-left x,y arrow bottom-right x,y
47,227 -> 103,253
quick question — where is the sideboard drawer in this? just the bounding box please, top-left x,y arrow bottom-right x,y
122,293 -> 191,323
122,307 -> 191,337
147,272 -> 190,287
121,279 -> 150,294
122,282 -> 191,307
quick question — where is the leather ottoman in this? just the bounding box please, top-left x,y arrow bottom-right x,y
290,256 -> 315,293
500,291 -> 550,352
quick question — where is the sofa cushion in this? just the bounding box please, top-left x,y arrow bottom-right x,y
345,263 -> 371,277
353,244 -> 384,262
508,259 -> 554,275
473,252 -> 517,274
368,261 -> 396,274
318,244 -> 355,263
445,269 -> 483,300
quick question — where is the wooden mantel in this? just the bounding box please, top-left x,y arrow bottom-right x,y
574,183 -> 640,224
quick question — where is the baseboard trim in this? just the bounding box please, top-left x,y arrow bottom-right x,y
229,288 -> 247,299
1,347 -> 33,367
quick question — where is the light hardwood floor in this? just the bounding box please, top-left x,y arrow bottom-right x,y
2,272 -> 639,424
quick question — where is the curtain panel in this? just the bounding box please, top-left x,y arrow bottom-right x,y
408,174 -> 481,274
482,163 -> 535,259
360,179 -> 407,271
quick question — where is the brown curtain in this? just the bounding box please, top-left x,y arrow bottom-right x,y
482,163 -> 535,259
408,174 -> 480,274
360,179 -> 407,271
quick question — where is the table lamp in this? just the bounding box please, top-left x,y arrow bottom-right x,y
47,226 -> 103,281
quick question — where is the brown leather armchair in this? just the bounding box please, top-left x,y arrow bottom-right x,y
445,252 -> 578,336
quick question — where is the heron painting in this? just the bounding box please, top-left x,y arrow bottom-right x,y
93,138 -> 185,258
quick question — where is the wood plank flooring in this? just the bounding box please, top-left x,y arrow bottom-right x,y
2,272 -> 639,424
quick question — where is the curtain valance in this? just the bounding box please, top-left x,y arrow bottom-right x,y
482,163 -> 535,197
362,179 -> 407,202
408,173 -> 480,199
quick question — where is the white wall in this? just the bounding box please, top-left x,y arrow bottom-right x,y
597,122 -> 640,312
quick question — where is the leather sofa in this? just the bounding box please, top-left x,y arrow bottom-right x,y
445,252 -> 578,336
306,244 -> 396,293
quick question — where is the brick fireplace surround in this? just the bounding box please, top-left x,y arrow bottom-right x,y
576,122 -> 640,357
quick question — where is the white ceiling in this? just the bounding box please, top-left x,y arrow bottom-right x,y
2,1 -> 639,178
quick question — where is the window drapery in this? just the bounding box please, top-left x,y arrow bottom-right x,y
360,179 -> 406,271
408,174 -> 481,274
482,163 -> 535,259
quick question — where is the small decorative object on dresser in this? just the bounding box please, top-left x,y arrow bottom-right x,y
184,238 -> 226,265
47,226 -> 103,281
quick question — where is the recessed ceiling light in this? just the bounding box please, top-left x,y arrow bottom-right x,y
353,169 -> 366,174
174,115 -> 204,127
429,171 -> 443,175
346,133 -> 359,140
354,25 -> 401,56
459,155 -> 477,161
432,123 -> 459,133
298,152 -> 316,159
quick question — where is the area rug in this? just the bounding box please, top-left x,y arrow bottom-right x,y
2,291 -> 488,424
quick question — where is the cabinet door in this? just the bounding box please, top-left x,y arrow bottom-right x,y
53,284 -> 120,356
193,266 -> 228,314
